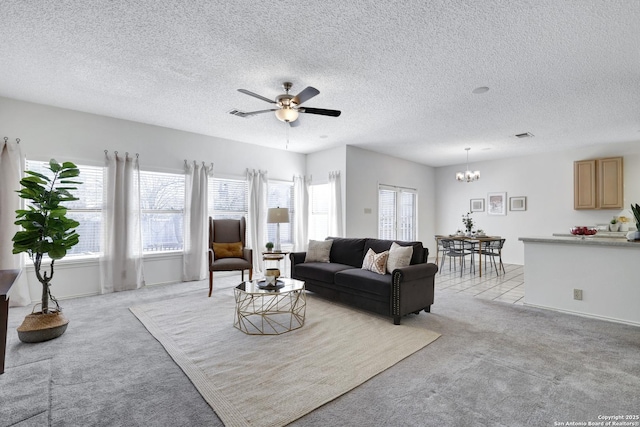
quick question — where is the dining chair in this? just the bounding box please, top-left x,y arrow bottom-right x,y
479,239 -> 506,275
439,239 -> 474,277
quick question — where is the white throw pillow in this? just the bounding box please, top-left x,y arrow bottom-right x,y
386,242 -> 413,273
304,239 -> 333,263
361,248 -> 389,275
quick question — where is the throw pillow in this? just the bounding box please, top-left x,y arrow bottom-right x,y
387,242 -> 413,273
305,239 -> 333,263
213,242 -> 243,258
361,248 -> 389,275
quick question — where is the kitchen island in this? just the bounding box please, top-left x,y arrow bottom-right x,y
519,236 -> 640,326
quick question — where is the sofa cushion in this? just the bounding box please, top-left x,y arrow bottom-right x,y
364,239 -> 424,265
326,237 -> 367,267
386,242 -> 413,273
294,262 -> 353,284
305,239 -> 333,263
361,248 -> 389,275
334,268 -> 392,298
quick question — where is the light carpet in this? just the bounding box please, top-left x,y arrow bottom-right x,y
130,287 -> 440,427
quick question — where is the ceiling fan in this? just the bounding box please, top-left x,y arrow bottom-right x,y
229,82 -> 341,127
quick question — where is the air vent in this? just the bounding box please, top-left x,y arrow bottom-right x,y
515,132 -> 534,138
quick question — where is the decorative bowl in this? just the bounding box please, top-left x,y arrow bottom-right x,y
569,226 -> 597,236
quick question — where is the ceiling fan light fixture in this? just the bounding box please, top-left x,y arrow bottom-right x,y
275,107 -> 299,123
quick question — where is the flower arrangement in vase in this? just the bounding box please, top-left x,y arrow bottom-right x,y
462,212 -> 474,235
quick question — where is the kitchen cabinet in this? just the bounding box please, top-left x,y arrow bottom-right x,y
574,156 -> 623,210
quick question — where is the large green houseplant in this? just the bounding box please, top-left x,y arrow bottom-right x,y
12,159 -> 81,342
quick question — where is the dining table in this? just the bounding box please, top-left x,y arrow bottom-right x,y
435,235 -> 503,277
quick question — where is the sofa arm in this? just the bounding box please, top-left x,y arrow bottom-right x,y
289,252 -> 306,277
391,262 -> 438,324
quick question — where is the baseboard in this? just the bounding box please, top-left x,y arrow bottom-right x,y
523,302 -> 640,327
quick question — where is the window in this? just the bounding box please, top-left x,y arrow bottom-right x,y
139,171 -> 185,252
209,178 -> 248,220
25,160 -> 103,257
309,183 -> 329,241
378,184 -> 417,241
267,181 -> 294,247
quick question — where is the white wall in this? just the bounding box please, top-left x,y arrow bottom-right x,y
1,96 -> 306,301
344,146 -> 437,252
435,142 -> 640,265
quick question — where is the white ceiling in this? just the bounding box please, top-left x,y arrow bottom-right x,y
1,1 -> 639,167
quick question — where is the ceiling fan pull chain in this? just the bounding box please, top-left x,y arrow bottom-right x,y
286,122 -> 290,150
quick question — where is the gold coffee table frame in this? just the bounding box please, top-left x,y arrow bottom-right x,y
234,278 -> 306,335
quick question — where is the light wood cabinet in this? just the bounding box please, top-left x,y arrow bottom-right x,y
574,157 -> 623,210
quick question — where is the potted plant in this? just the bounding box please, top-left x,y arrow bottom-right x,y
609,217 -> 619,232
265,241 -> 274,252
462,212 -> 474,236
628,204 -> 640,241
12,160 -> 81,343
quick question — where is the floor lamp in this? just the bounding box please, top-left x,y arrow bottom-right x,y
267,207 -> 290,252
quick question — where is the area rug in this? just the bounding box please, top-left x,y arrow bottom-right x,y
130,287 -> 440,427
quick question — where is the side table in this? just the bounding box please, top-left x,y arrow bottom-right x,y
262,251 -> 290,277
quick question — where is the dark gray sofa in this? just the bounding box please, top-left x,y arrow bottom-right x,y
289,237 -> 438,324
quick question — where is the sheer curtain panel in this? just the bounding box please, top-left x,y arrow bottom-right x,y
100,152 -> 145,293
328,171 -> 344,237
183,161 -> 213,281
0,138 -> 30,306
293,175 -> 310,251
247,169 -> 268,274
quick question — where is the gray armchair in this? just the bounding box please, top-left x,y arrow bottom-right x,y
208,217 -> 253,297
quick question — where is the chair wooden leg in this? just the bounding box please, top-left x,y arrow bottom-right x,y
241,270 -> 244,281
208,271 -> 213,297
249,268 -> 253,281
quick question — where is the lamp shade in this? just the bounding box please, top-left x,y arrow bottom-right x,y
267,207 -> 290,223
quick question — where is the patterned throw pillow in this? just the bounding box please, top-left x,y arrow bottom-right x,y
361,248 -> 389,275
386,242 -> 414,273
213,242 -> 243,258
304,239 -> 334,263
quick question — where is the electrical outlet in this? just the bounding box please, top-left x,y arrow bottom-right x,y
573,289 -> 583,300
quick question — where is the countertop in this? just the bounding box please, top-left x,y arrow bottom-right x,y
519,235 -> 640,248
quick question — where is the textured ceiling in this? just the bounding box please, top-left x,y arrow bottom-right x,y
1,0 -> 639,167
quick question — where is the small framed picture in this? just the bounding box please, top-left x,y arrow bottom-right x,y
509,196 -> 527,211
487,192 -> 507,215
470,198 -> 485,212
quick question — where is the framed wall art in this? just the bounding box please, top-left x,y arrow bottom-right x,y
470,198 -> 485,212
487,192 -> 507,215
509,196 -> 527,211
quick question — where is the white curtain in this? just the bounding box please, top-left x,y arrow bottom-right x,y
100,152 -> 145,293
183,161 -> 213,281
293,175 -> 310,251
0,138 -> 30,306
328,171 -> 344,237
247,169 -> 268,274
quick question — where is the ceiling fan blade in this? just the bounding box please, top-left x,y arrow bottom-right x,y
300,107 -> 341,117
237,89 -> 276,104
292,86 -> 320,106
229,108 -> 277,118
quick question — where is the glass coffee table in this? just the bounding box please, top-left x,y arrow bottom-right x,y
233,278 -> 306,335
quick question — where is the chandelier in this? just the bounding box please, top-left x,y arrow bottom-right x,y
456,148 -> 480,182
